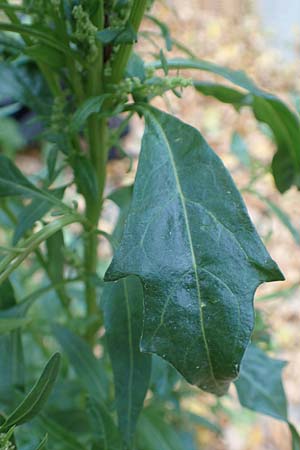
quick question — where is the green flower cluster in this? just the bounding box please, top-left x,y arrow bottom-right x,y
112,75 -> 193,101
0,434 -> 15,450
51,96 -> 67,133
72,5 -> 98,62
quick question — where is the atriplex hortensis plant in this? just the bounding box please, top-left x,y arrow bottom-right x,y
0,0 -> 299,449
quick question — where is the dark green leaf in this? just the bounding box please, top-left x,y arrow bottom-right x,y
0,280 -> 24,406
26,44 -> 64,69
97,22 -> 137,45
87,399 -> 122,450
53,325 -> 107,401
70,94 -> 111,132
73,154 -> 99,204
108,184 -> 133,245
1,353 -> 61,430
105,106 -> 283,396
35,415 -> 82,450
0,155 -> 65,210
235,344 -> 300,450
103,276 -> 151,443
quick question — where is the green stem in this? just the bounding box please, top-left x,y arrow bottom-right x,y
84,1 -> 106,321
110,0 -> 148,84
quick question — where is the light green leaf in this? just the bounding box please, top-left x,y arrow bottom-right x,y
34,434 -> 48,450
235,344 -> 300,450
0,317 -> 29,335
53,325 -> 108,402
105,106 -> 283,396
103,276 -> 151,443
1,353 -> 61,430
231,132 -> 251,168
70,94 -> 111,132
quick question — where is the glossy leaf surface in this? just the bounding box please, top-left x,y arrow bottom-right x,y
105,106 -> 283,395
103,276 -> 151,443
235,344 -> 300,449
1,353 -> 61,430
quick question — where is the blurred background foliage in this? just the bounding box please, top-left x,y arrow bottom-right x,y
0,1 -> 300,449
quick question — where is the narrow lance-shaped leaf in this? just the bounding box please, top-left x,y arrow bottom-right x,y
103,276 -> 152,444
0,353 -> 61,430
235,344 -> 300,450
105,106 -> 283,396
87,399 -> 122,450
53,325 -> 108,402
147,58 -> 300,192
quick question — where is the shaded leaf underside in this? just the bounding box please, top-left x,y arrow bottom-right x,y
105,106 -> 283,395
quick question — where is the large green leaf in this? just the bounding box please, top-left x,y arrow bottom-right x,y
105,106 -> 283,396
0,353 -> 61,430
53,325 -> 108,402
147,58 -> 300,193
235,344 -> 300,450
103,276 -> 151,444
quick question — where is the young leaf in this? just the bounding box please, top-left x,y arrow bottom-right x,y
0,154 -> 40,198
103,276 -> 152,443
105,106 -> 283,396
53,325 -> 108,402
70,94 -> 111,132
13,188 -> 65,244
1,353 -> 61,430
235,344 -> 300,450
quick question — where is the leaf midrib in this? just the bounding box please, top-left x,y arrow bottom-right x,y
123,279 -> 134,441
146,111 -> 219,389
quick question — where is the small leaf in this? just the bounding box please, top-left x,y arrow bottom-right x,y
0,317 -> 29,335
146,15 -> 172,51
103,276 -> 152,443
97,22 -> 137,45
159,49 -> 168,76
70,94 -> 111,132
235,344 -> 300,450
1,353 -> 61,430
13,188 -> 65,244
105,106 -> 283,396
53,325 -> 107,401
